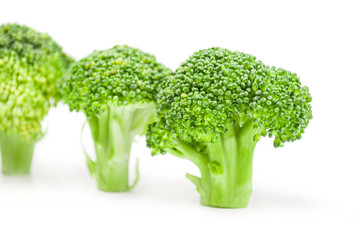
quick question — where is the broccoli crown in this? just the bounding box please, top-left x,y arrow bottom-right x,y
60,45 -> 172,117
0,23 -> 73,140
148,47 -> 312,154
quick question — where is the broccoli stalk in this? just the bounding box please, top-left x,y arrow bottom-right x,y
148,118 -> 259,208
147,47 -> 312,208
60,45 -> 171,192
190,120 -> 259,208
87,104 -> 156,192
0,23 -> 73,175
0,133 -> 35,175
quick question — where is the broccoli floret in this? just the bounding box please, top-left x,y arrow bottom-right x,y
146,47 -> 312,208
0,23 -> 73,175
60,45 -> 171,192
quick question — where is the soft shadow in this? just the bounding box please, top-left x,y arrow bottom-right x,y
0,173 -> 32,183
251,190 -> 318,209
135,174 -> 199,205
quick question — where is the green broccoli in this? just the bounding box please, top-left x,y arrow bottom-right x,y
146,47 -> 312,208
0,23 -> 73,175
60,45 -> 171,192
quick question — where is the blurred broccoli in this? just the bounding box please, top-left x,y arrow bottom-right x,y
147,47 -> 312,208
0,23 -> 73,175
60,45 -> 171,192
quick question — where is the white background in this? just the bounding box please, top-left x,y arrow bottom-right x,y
0,0 -> 360,239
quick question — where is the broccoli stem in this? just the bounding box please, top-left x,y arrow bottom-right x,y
87,104 -> 155,192
0,133 -> 35,175
182,120 -> 260,208
201,120 -> 259,208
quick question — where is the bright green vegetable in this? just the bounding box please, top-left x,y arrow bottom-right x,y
60,45 -> 171,192
0,23 -> 73,175
146,47 -> 312,208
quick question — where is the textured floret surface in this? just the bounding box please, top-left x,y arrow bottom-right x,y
0,23 -> 73,140
60,45 -> 172,117
147,47 -> 312,154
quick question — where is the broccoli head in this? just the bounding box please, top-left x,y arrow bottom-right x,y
147,47 -> 312,208
60,45 -> 171,192
0,23 -> 73,175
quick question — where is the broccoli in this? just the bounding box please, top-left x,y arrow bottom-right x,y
0,23 -> 73,175
60,45 -> 171,192
146,47 -> 312,208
